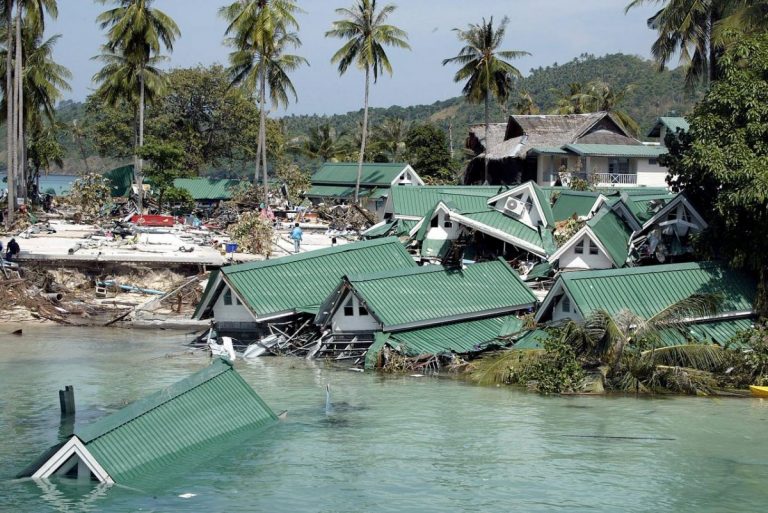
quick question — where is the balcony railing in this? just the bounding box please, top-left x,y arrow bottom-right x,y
592,172 -> 637,185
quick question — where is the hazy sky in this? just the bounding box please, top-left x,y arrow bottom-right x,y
47,0 -> 661,116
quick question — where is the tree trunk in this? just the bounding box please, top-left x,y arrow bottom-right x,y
15,2 -> 23,204
707,11 -> 718,84
260,69 -> 268,206
5,3 -> 14,228
483,92 -> 490,184
355,66 -> 370,205
137,71 -> 145,213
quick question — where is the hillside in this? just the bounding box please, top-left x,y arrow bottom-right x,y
281,53 -> 700,153
5,53 -> 700,174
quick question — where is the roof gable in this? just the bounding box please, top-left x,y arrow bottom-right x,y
585,207 -> 633,267
220,238 -> 417,318
388,185 -> 502,218
335,259 -> 536,330
487,181 -> 555,228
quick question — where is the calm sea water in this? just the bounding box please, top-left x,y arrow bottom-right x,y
1,326 -> 767,513
0,174 -> 76,196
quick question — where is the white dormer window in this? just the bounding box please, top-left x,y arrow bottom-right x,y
562,296 -> 571,313
343,298 -> 354,317
575,240 -> 584,254
589,240 -> 599,255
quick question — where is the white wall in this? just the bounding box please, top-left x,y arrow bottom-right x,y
330,293 -> 381,333
551,292 -> 584,322
557,234 -> 614,270
426,211 -> 461,241
493,188 -> 542,228
636,158 -> 669,187
212,284 -> 255,323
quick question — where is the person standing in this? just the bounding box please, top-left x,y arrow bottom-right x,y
290,223 -> 303,254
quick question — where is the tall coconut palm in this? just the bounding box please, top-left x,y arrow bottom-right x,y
221,0 -> 302,204
301,123 -> 350,162
552,82 -> 587,114
581,81 -> 640,136
443,16 -> 529,184
371,116 -> 408,162
2,0 -> 56,225
96,0 -> 180,212
625,0 -> 731,87
513,90 -> 539,115
326,0 -> 410,204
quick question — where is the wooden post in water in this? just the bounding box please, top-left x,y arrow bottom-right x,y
59,385 -> 75,416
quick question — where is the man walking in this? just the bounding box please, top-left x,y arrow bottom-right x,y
290,222 -> 303,254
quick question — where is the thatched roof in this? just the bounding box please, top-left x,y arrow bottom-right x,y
467,123 -> 507,153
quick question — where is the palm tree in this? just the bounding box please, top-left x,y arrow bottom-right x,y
301,123 -> 350,162
371,117 -> 408,162
96,0 -> 180,212
513,90 -> 539,115
552,82 -> 587,114
443,16 -> 529,184
326,0 -> 410,203
69,119 -> 90,174
581,81 -> 640,136
2,0 -> 57,225
625,0 -> 731,87
221,0 -> 302,204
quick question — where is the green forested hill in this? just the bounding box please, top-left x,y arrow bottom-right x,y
6,52 -> 699,174
281,53 -> 700,152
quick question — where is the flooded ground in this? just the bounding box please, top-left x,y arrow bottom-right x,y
1,326 -> 767,513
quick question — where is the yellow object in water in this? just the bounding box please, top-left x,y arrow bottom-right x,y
749,385 -> 768,397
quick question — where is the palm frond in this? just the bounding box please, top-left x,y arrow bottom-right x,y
642,343 -> 727,371
469,348 -> 544,387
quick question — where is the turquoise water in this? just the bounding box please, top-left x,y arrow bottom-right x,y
1,326 -> 768,513
0,174 -> 76,195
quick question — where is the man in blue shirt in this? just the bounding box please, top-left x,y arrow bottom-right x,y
290,223 -> 303,253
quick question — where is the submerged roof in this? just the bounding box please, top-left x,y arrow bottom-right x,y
219,238 -> 416,319
24,359 -> 277,484
173,178 -> 242,200
312,162 -> 411,187
343,259 -> 536,330
380,314 -> 524,357
550,262 -> 756,320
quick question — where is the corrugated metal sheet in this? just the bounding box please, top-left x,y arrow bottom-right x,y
105,165 -> 134,197
224,238 -> 416,318
312,162 -> 407,186
648,116 -> 690,138
173,178 -> 243,201
387,315 -> 523,356
531,182 -> 555,226
587,208 -> 632,267
304,184 -> 357,198
512,329 -> 550,350
627,193 -> 676,223
349,259 -> 536,329
389,186 -> 501,218
552,191 -> 599,221
560,262 -> 756,319
564,144 -> 668,158
193,270 -> 220,318
79,359 -> 277,483
657,318 -> 754,347
460,210 -> 549,249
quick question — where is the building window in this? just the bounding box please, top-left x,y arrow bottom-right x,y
648,158 -> 658,165
589,240 -> 599,255
343,299 -> 355,317
235,295 -> 241,305
223,289 -> 232,306
359,304 -> 368,316
560,157 -> 569,169
575,239 -> 584,254
430,216 -> 439,227
562,296 -> 571,313
609,158 -> 630,174
444,220 -> 453,229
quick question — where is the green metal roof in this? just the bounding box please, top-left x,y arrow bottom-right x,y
587,208 -> 633,268
557,262 -> 756,320
361,220 -> 396,239
312,162 -> 409,186
648,116 -> 690,138
563,144 -> 668,158
524,260 -> 554,282
347,259 -> 537,330
657,317 -> 754,348
389,185 -> 502,218
304,184 -> 357,198
386,315 -> 524,356
460,209 -> 557,255
173,178 -> 243,201
512,329 -> 550,350
626,193 -> 676,223
193,270 -> 220,318
420,238 -> 453,259
551,190 -> 599,221
531,182 -> 556,227
77,359 -> 277,483
223,238 -> 416,319
529,146 -> 570,155
105,164 -> 134,197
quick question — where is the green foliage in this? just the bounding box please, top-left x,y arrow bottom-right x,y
275,161 -> 310,205
727,327 -> 768,386
138,141 -> 188,211
470,348 -> 544,387
70,173 -> 111,217
553,218 -> 584,246
520,332 -> 585,394
163,186 -> 194,216
664,34 -> 768,318
228,211 -> 274,257
403,123 -> 455,184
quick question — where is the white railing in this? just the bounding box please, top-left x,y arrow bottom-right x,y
592,173 -> 637,185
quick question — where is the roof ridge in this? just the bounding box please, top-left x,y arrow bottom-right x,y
561,261 -> 722,281
223,237 -> 404,275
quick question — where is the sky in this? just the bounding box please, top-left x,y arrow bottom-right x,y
46,0 -> 662,116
